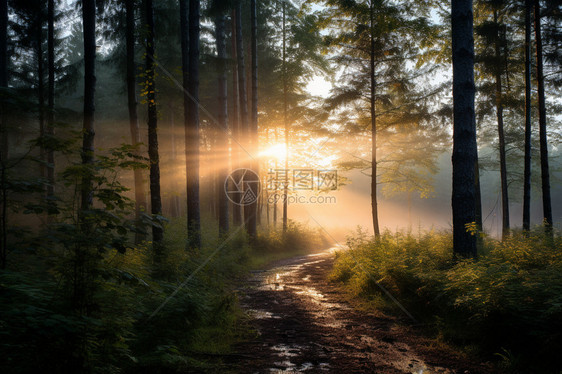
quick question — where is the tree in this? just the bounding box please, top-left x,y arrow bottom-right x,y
46,0 -> 54,197
230,8 -> 243,226
474,1 -> 512,238
126,0 -> 146,242
81,0 -> 96,213
0,0 -> 7,269
452,0 -> 478,257
144,0 -> 163,245
249,0 -> 258,238
534,0 -> 553,235
235,1 -> 251,232
186,0 -> 201,249
369,0 -> 379,238
523,0 -> 532,232
320,0 -> 438,238
213,1 -> 229,235
282,0 -> 288,234
0,0 -> 5,92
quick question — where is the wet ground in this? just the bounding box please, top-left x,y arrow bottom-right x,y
228,248 -> 494,374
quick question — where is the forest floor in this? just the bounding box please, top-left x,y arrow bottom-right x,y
222,248 -> 496,374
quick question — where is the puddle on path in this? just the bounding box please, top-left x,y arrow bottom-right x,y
268,343 -> 330,373
248,309 -> 281,320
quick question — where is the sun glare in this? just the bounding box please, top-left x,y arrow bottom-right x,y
259,143 -> 287,160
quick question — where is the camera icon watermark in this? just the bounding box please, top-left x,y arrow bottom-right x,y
224,168 -> 261,206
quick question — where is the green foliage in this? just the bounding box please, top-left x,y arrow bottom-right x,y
331,229 -> 562,372
253,220 -> 330,256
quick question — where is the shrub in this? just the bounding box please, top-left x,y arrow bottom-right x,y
331,228 -> 562,372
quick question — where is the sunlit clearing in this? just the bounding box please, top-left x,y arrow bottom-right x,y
259,143 -> 287,160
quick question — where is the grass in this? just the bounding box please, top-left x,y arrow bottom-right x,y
330,226 -> 562,373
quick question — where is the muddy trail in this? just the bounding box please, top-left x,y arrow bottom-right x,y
227,249 -> 493,374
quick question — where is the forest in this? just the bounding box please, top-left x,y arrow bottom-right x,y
0,0 -> 561,373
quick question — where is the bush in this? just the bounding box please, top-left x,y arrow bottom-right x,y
331,228 -> 562,373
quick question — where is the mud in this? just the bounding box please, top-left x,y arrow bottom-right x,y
228,249 -> 493,373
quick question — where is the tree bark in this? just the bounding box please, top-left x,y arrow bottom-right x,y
230,10 -> 242,226
534,0 -> 553,236
248,0 -> 258,238
494,10 -> 509,239
451,0 -> 477,258
186,0 -> 201,249
0,0 -> 6,91
215,9 -> 229,236
235,2 -> 252,232
0,0 -> 6,138
126,0 -> 146,243
523,0 -> 532,232
36,12 -> 45,183
282,1 -> 288,234
0,0 -> 7,269
47,0 -> 55,197
145,0 -> 163,244
81,0 -> 96,213
370,0 -> 380,239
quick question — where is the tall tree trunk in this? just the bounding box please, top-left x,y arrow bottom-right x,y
0,0 -> 7,269
81,0 -> 96,213
230,11 -> 242,226
0,0 -> 5,93
75,0 -> 96,321
0,0 -> 6,163
47,0 -> 55,197
235,2 -> 251,231
282,1 -> 288,234
248,0 -> 258,238
145,0 -> 163,245
126,0 -> 146,243
186,0 -> 201,249
494,10 -> 509,239
215,10 -> 229,235
523,0 -> 532,232
533,0 -> 553,236
370,0 -> 380,239
451,0 -> 477,258
36,15 -> 45,183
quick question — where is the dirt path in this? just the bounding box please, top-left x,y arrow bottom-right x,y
229,249 -> 493,374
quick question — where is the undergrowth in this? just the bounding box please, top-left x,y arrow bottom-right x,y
0,215 -> 327,374
330,227 -> 562,373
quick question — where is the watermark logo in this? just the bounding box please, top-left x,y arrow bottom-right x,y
266,169 -> 338,191
224,168 -> 261,206
267,193 -> 337,205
